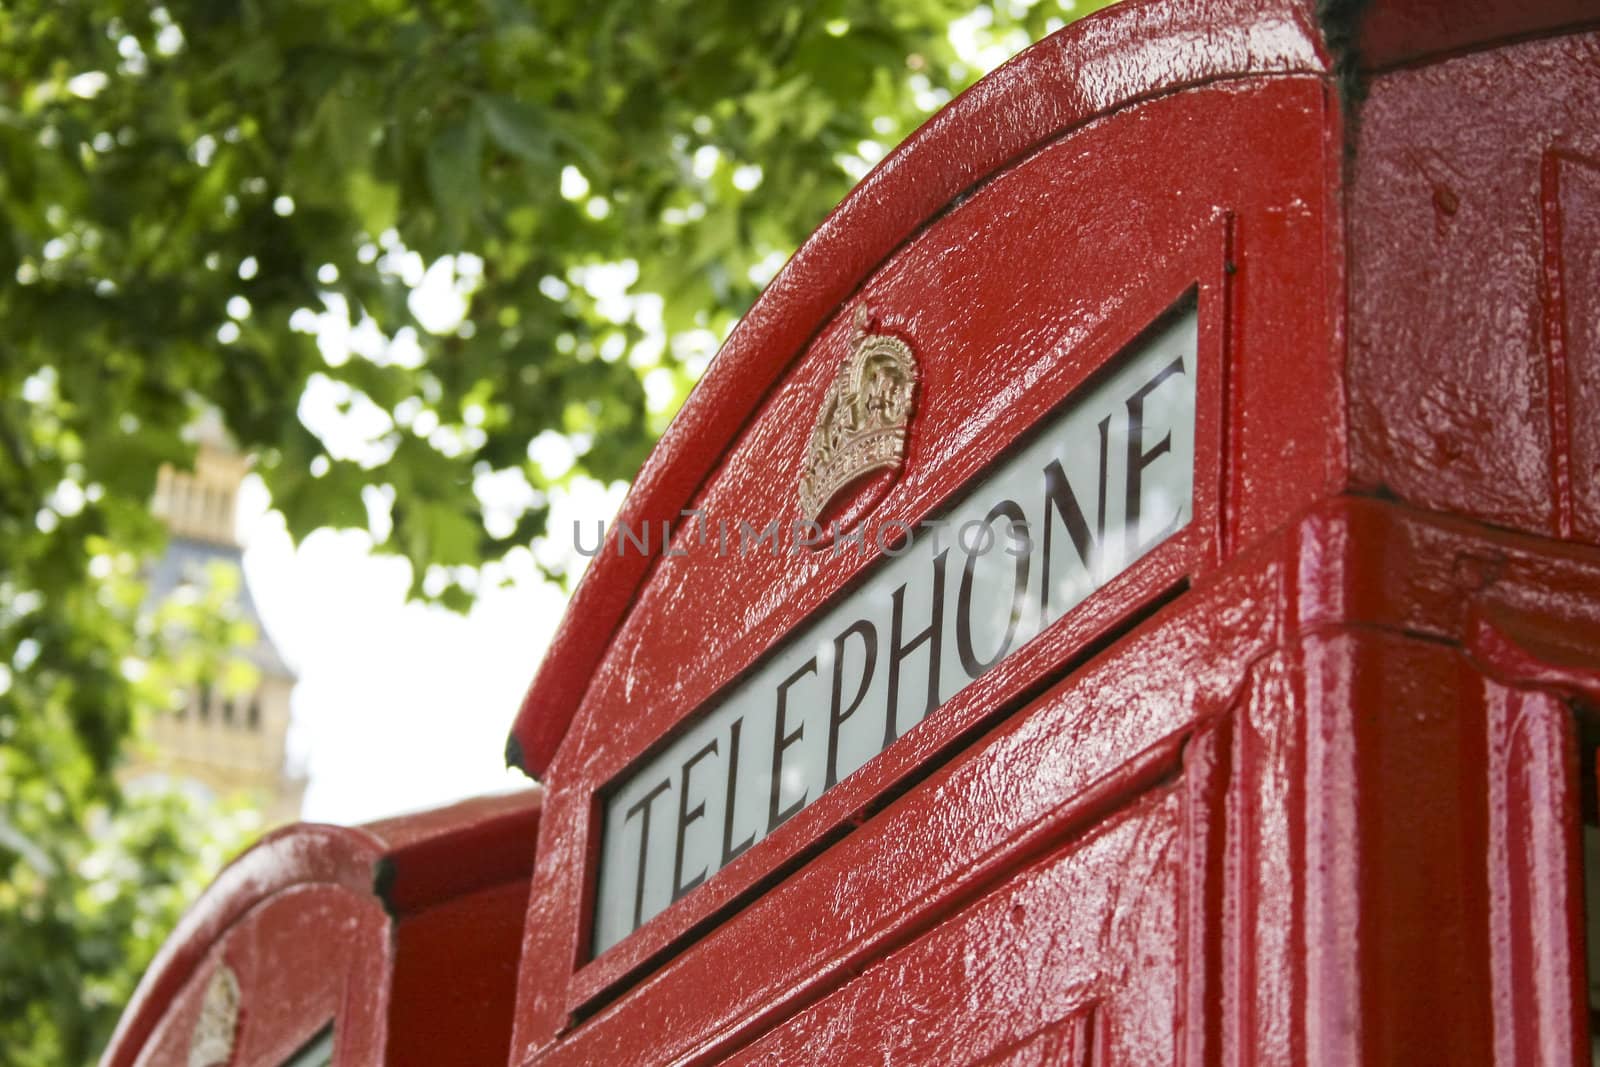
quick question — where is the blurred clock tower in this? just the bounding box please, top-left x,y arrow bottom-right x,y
132,414 -> 304,826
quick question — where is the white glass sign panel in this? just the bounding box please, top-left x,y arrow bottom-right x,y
592,305 -> 1198,955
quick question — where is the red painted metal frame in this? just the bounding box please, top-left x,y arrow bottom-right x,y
1348,27 -> 1600,542
553,75 -> 1321,1021
510,35 -> 1344,1067
495,1 -> 1600,1065
1354,0 -> 1599,70
519,494 -> 1600,1065
100,790 -> 541,1067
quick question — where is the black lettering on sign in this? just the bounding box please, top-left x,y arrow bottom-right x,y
1040,413 -> 1111,615
1124,356 -> 1186,559
956,499 -> 1031,679
767,658 -> 817,833
825,619 -> 879,790
671,738 -> 720,902
721,717 -> 755,867
623,779 -> 672,931
883,548 -> 949,748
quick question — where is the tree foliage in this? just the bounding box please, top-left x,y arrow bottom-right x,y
0,0 -> 1112,1061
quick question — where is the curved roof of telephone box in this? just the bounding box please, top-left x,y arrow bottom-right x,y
507,0 -> 1600,779
99,789 -> 541,1067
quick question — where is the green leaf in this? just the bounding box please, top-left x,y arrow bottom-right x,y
410,500 -> 480,567
317,83 -> 381,174
477,95 -> 553,167
346,169 -> 399,237
426,113 -> 483,246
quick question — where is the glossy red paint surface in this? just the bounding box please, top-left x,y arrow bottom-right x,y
552,74 -> 1315,1007
515,495 -> 1600,1065
511,22 -> 1335,1067
95,2 -> 1600,1065
1354,0 -> 1600,71
387,880 -> 533,1067
726,787 -> 1187,1065
503,2 -> 1600,1066
1348,30 -> 1600,540
100,790 -> 540,1067
130,886 -> 391,1067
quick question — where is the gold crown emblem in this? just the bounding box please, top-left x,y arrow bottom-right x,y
188,965 -> 240,1067
799,307 -> 918,523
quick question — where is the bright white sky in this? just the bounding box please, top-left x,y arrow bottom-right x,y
231,11 -> 1042,826
239,480 -> 597,824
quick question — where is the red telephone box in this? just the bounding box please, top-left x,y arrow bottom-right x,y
503,1 -> 1600,1065
98,790 -> 540,1067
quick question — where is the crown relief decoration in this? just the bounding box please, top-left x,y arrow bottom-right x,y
799,304 -> 919,523
188,964 -> 241,1067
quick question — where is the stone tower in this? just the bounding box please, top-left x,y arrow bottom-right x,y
134,417 -> 305,826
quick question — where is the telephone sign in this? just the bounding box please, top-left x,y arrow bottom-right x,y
594,304 -> 1197,951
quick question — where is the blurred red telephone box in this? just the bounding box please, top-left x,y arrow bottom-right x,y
502,1 -> 1600,1065
98,791 -> 540,1067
